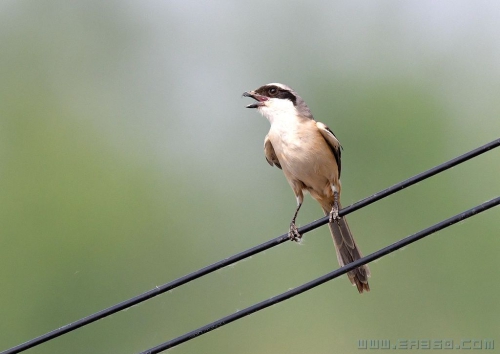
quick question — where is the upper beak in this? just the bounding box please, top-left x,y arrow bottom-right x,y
242,91 -> 266,109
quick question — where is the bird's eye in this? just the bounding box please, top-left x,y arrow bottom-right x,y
268,87 -> 278,96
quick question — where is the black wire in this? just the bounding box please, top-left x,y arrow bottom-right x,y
140,196 -> 500,354
1,138 -> 499,354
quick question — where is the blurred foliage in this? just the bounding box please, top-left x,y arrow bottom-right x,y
1,1 -> 499,354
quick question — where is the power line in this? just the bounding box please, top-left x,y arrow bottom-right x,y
1,138 -> 499,354
139,196 -> 500,354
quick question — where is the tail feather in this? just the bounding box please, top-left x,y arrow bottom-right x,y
323,205 -> 370,293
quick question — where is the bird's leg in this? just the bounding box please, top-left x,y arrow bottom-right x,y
289,201 -> 303,242
329,190 -> 340,223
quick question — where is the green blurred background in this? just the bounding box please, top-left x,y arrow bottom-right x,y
1,1 -> 499,353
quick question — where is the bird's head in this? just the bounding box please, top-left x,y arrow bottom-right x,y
243,83 -> 313,122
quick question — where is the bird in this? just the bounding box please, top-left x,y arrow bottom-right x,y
243,83 -> 370,293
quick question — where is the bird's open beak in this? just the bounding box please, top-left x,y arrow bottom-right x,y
242,91 -> 268,108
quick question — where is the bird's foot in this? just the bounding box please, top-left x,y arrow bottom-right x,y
329,206 -> 340,223
288,222 -> 302,242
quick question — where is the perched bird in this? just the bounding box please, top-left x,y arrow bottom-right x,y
243,83 -> 370,293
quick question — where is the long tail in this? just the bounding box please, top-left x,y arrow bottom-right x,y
323,204 -> 370,293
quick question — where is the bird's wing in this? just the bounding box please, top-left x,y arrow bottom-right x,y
264,134 -> 282,169
316,121 -> 342,176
